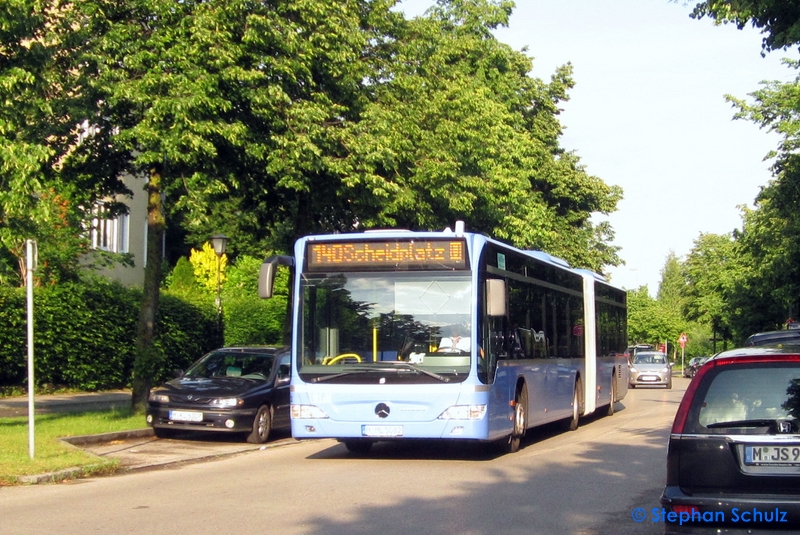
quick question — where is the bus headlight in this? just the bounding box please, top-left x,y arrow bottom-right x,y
291,404 -> 329,419
438,405 -> 487,420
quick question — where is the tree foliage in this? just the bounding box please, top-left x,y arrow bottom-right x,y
341,0 -> 622,272
717,61 -> 800,336
1,0 -> 627,401
0,1 -> 130,286
690,0 -> 800,53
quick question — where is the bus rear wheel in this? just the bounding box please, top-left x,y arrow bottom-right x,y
566,379 -> 582,431
606,375 -> 616,417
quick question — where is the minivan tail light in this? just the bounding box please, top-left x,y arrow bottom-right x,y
671,504 -> 700,515
671,374 -> 703,433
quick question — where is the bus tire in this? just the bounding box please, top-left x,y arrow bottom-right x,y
505,386 -> 527,453
566,379 -> 582,431
606,375 -> 616,417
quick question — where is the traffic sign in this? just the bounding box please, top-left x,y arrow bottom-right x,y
678,332 -> 688,348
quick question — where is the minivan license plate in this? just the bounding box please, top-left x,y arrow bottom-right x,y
745,445 -> 800,465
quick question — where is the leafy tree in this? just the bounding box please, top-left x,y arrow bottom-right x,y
342,0 -> 623,272
690,0 -> 800,53
657,251 -> 687,312
627,284 -> 684,356
8,0 -> 626,406
0,1 -> 129,286
189,243 -> 227,295
682,232 -> 738,347
64,0 -> 395,409
166,257 -> 198,294
719,62 -> 800,339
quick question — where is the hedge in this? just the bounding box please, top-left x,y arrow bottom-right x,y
0,279 -> 221,390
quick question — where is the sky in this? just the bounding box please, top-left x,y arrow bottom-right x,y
398,0 -> 798,295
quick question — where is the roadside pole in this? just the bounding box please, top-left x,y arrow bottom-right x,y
26,239 -> 37,459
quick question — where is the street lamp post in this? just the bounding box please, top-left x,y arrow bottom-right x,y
210,234 -> 228,339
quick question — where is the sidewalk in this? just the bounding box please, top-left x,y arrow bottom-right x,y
0,390 -> 132,418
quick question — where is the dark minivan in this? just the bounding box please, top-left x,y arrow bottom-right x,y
661,347 -> 800,533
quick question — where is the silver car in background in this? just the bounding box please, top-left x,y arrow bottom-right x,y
629,350 -> 672,389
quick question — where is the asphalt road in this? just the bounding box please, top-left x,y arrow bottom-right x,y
1,379 -> 688,535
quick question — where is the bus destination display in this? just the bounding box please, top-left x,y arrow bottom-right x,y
307,240 -> 467,271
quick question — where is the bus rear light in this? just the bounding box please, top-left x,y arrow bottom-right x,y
438,405 -> 487,420
291,404 -> 329,419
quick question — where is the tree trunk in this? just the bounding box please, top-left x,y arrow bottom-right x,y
131,167 -> 165,412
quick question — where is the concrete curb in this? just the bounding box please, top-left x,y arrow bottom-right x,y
16,428 -> 156,485
60,428 -> 155,446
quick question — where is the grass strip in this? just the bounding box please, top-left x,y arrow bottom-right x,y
0,409 -> 146,485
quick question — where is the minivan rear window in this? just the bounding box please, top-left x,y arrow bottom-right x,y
689,363 -> 800,433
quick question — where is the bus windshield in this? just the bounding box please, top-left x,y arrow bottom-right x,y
298,271 -> 473,381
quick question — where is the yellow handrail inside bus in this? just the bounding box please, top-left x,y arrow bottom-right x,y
322,353 -> 363,365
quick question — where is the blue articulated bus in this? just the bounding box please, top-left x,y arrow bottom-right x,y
259,222 -> 628,454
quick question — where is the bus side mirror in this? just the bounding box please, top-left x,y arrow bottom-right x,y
258,255 -> 294,299
486,279 -> 506,317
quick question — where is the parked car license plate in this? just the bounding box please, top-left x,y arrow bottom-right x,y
169,410 -> 203,422
744,445 -> 800,465
362,425 -> 403,437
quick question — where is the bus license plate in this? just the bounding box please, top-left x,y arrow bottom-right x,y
745,445 -> 800,465
363,425 -> 403,437
169,410 -> 203,422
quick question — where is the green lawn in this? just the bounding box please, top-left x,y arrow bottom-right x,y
0,410 -> 147,485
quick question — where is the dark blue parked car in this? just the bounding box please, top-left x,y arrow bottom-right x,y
146,346 -> 291,443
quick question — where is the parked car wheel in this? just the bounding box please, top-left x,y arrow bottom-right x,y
247,405 -> 272,444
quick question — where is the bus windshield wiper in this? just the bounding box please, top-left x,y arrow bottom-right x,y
380,362 -> 451,383
308,363 -> 451,383
308,368 -> 375,383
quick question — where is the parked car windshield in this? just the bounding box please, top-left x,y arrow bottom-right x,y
184,351 -> 274,380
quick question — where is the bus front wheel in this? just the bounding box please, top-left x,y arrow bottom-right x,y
504,386 -> 527,454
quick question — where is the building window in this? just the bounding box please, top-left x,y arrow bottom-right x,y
91,203 -> 129,254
